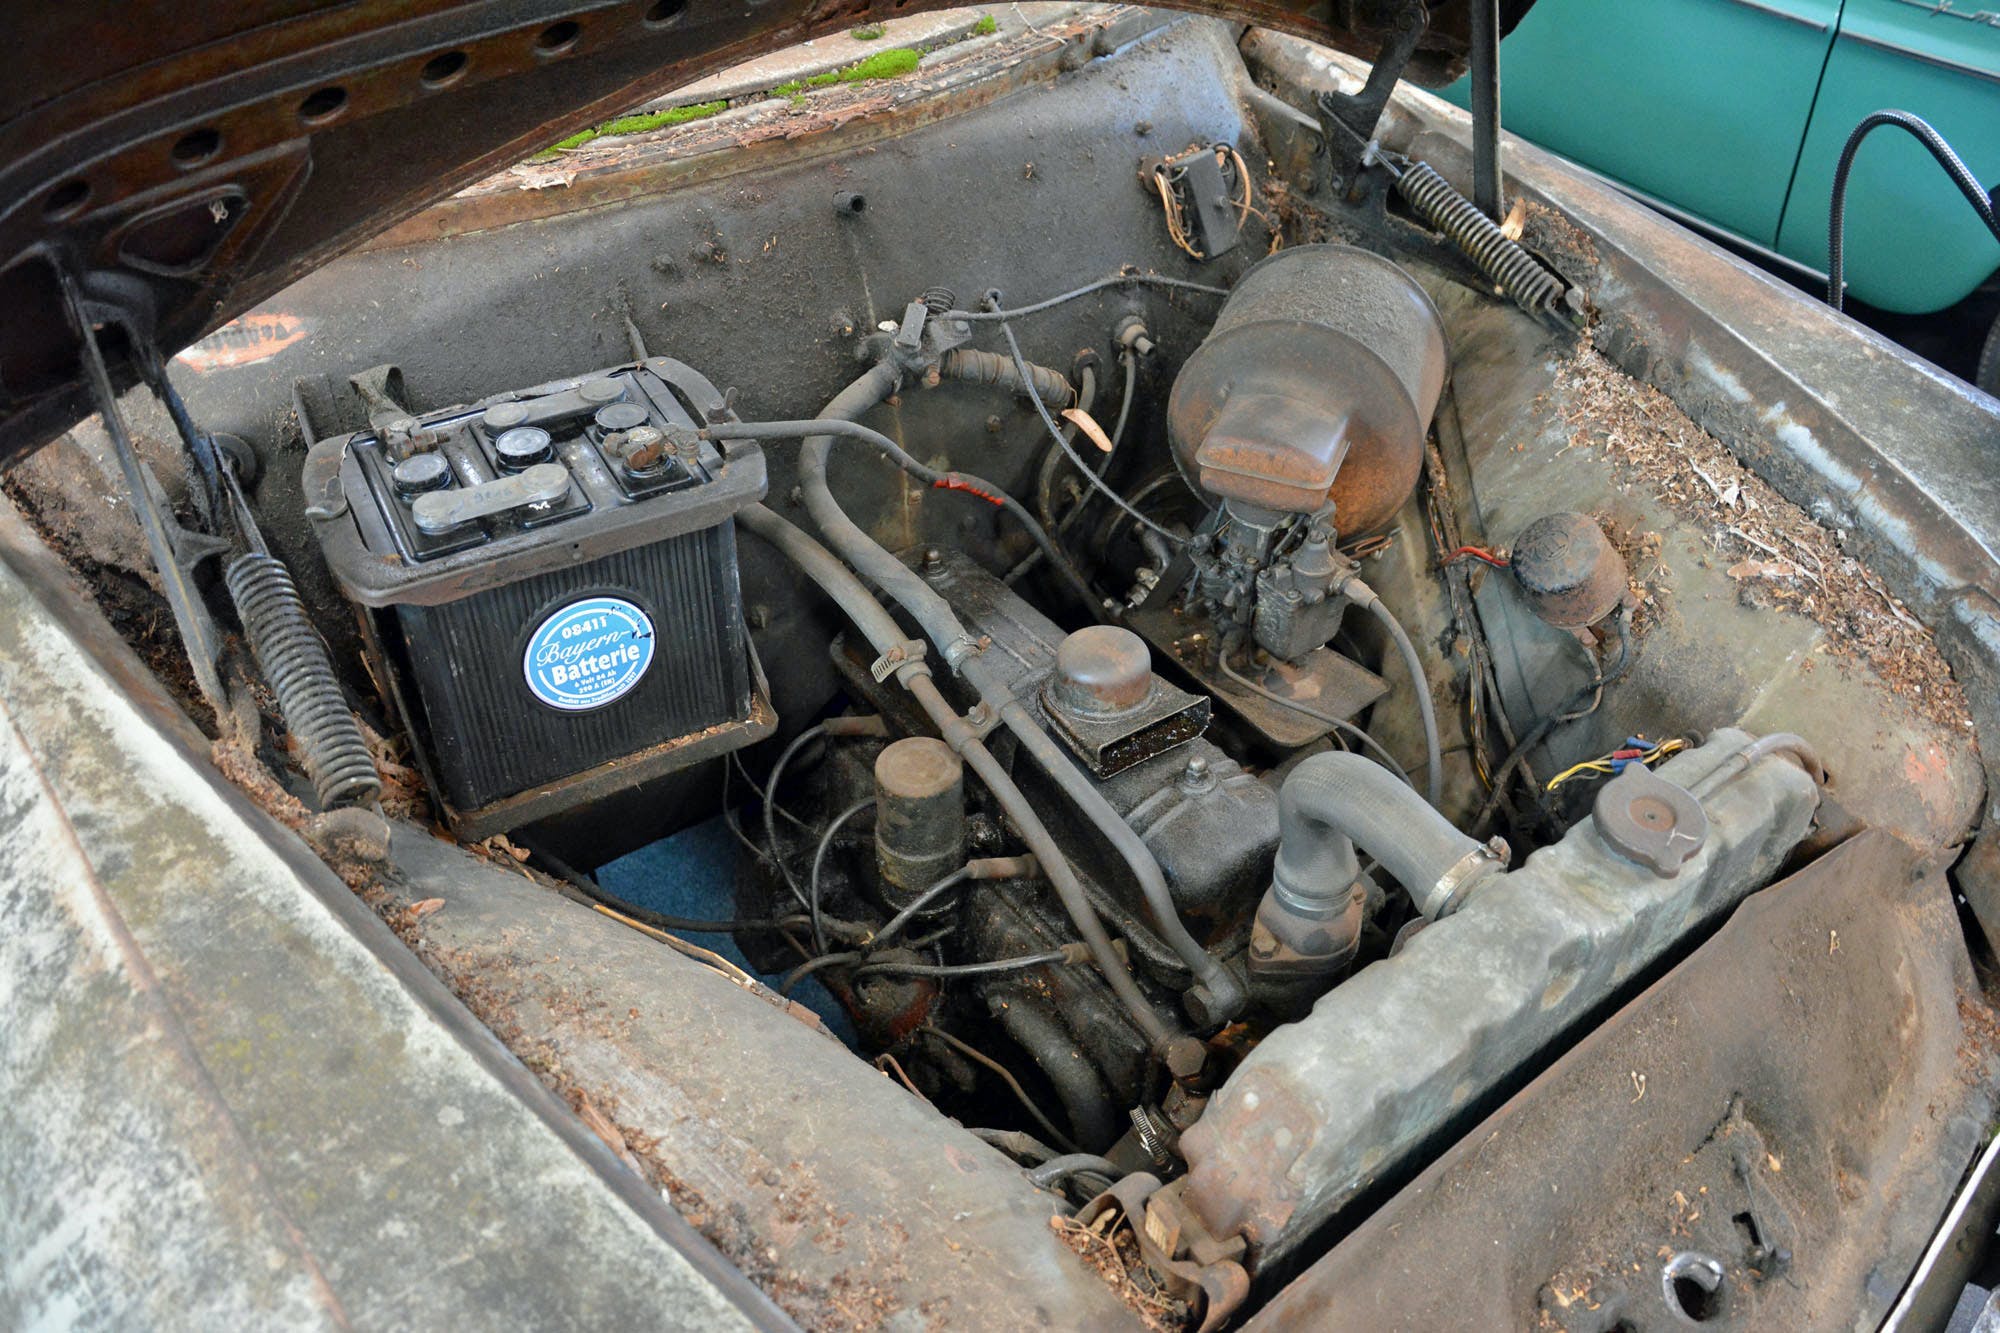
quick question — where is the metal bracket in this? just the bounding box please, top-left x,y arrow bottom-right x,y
58,270 -> 231,720
410,461 -> 570,534
1315,0 -> 1429,195
1074,1175 -> 1250,1333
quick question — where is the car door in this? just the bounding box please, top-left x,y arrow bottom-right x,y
1460,0 -> 1843,248
1774,0 -> 2000,314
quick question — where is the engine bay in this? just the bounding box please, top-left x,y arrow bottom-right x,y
5,10 -> 1995,1331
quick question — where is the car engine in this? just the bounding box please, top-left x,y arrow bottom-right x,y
5,11 -> 1992,1331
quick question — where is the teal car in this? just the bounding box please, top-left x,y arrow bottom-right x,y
1449,0 -> 2000,393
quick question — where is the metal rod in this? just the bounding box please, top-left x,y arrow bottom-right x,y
57,271 -> 231,718
1470,0 -> 1504,220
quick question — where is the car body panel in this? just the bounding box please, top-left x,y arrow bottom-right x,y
1445,0 -> 1840,247
1775,0 -> 2000,312
1448,0 -> 2000,312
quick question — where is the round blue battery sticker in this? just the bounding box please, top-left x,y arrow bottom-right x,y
522,595 -> 655,711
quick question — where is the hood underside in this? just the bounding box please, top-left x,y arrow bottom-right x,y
0,0 -> 1525,468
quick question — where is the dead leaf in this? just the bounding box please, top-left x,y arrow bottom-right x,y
1727,558 -> 1801,582
408,897 -> 445,920
1061,406 -> 1116,455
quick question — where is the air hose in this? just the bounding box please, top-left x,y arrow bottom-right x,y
1826,109 -> 2000,313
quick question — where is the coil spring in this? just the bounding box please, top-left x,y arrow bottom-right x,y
921,285 -> 957,315
1395,161 -> 1564,315
225,552 -> 381,810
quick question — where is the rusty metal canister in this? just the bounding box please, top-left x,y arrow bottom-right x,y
873,736 -> 966,904
1166,244 -> 1447,532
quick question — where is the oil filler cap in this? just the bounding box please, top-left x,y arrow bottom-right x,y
1592,764 -> 1708,878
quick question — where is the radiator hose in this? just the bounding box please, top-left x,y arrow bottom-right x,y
1273,750 -> 1507,922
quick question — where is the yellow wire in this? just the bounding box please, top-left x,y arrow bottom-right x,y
1545,738 -> 1688,792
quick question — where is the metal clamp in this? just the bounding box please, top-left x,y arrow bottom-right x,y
868,638 -> 928,683
1425,836 -> 1511,919
410,462 -> 569,534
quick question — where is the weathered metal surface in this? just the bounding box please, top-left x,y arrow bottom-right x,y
176,16 -> 1280,759
1044,625 -> 1212,778
1339,270 -> 1985,860
872,734 -> 966,899
0,0 -> 1516,469
1178,731 -> 1822,1268
0,497 -> 787,1331
377,826 -> 1149,1330
1167,244 -> 1446,529
1249,829 -> 1997,1331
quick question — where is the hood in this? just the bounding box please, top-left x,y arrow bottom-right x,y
0,0 -> 1523,467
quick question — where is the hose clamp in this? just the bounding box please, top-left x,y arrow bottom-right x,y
1425,836 -> 1510,920
869,639 -> 927,683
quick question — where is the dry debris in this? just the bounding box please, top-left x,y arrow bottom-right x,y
1050,1213 -> 1191,1333
1551,342 -> 1972,734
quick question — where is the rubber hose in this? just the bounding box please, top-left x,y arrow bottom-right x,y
781,369 -> 1231,1023
736,502 -> 1192,1062
1357,592 -> 1443,808
1828,110 -> 2000,313
939,348 -> 1074,408
1275,751 -> 1502,920
1027,1153 -> 1123,1191
962,653 -> 1246,1024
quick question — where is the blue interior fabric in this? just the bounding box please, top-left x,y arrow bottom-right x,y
595,813 -> 860,1044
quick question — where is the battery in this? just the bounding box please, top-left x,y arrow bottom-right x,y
303,357 -> 775,836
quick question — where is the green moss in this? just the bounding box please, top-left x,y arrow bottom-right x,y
772,46 -> 923,102
533,100 -> 727,158
972,13 -> 998,35
851,23 -> 886,40
832,47 -> 921,82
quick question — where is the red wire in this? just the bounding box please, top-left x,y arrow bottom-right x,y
1445,545 -> 1509,569
931,477 -> 1004,508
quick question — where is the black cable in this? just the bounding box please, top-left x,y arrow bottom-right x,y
707,418 -> 1103,615
999,318 -> 1191,549
852,951 -> 1069,981
947,273 -> 1230,323
1111,347 -> 1138,450
762,722 -> 828,912
1471,610 -> 1635,836
809,797 -> 874,955
874,865 -> 975,947
520,838 -> 867,943
1827,110 -> 2000,313
781,950 -> 864,996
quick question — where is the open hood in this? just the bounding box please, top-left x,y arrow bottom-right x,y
0,0 -> 1525,467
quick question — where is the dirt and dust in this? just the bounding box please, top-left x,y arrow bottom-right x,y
1050,1213 -> 1191,1333
1518,199 -> 1602,291
1549,341 -> 1973,734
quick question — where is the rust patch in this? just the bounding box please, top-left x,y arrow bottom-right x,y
174,312 -> 313,373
